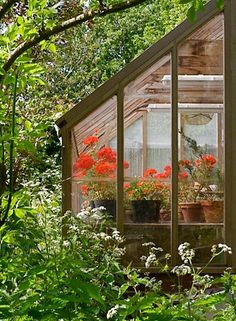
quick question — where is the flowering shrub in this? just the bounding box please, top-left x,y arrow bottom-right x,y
73,134 -> 129,200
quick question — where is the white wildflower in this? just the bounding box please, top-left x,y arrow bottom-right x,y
96,206 -> 106,211
145,253 -> 157,268
151,246 -> 163,252
178,242 -> 195,263
107,304 -> 119,319
99,232 -> 112,241
165,253 -> 171,260
63,240 -> 70,247
218,243 -> 232,254
142,242 -> 156,247
211,244 -> 217,253
140,255 -> 147,261
69,224 -> 78,231
112,230 -> 122,241
113,247 -> 126,257
172,264 -> 191,276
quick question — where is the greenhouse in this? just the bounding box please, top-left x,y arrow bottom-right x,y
56,0 -> 236,272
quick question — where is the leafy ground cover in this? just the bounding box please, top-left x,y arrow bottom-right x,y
0,199 -> 235,321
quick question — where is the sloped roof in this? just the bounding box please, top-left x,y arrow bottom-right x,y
56,0 -> 221,130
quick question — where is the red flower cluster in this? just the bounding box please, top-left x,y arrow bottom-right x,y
96,147 -> 116,162
179,159 -> 192,168
83,135 -> 99,145
73,153 -> 95,173
95,162 -> 116,176
178,171 -> 188,180
144,168 -> 157,177
81,184 -> 88,195
195,154 -> 216,169
73,135 -> 129,179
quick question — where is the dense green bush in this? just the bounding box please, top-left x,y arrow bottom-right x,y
0,200 -> 159,320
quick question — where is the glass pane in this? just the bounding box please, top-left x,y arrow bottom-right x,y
71,97 -> 117,221
147,111 -> 171,171
110,117 -> 143,177
123,54 -> 171,267
177,13 -> 224,265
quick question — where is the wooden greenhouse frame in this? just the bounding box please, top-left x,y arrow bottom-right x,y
56,0 -> 236,272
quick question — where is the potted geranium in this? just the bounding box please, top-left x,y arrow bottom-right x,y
124,168 -> 167,223
194,154 -> 224,223
178,159 -> 205,223
178,154 -> 223,223
73,133 -> 129,219
179,131 -> 223,223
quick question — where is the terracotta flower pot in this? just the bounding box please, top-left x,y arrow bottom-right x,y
160,209 -> 171,222
180,202 -> 205,223
201,200 -> 224,223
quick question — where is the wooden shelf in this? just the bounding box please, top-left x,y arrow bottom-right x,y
124,222 -> 224,228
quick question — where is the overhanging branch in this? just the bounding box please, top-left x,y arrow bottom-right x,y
0,0 -> 148,82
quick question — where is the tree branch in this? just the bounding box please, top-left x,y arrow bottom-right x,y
0,0 -> 148,82
0,0 -> 16,20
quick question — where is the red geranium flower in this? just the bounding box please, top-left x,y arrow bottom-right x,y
155,172 -> 168,179
83,135 -> 99,145
124,182 -> 131,189
164,165 -> 171,177
81,184 -> 88,195
124,160 -> 129,169
95,162 -> 116,175
96,147 -> 117,162
202,154 -> 216,166
179,159 -> 191,168
144,168 -> 157,177
73,153 -> 95,171
178,171 -> 188,180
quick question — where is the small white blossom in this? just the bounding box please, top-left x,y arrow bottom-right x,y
113,247 -> 126,257
178,242 -> 195,263
165,253 -> 171,260
218,243 -> 232,254
142,242 -> 156,247
172,264 -> 191,276
140,255 -> 147,261
63,240 -> 70,247
96,206 -> 106,211
112,230 -> 123,242
211,244 -> 217,253
145,253 -> 157,268
107,304 -> 119,319
99,232 -> 112,241
151,246 -> 163,252
69,224 -> 78,231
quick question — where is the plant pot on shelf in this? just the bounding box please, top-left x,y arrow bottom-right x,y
160,209 -> 171,222
131,200 -> 161,223
201,200 -> 224,223
180,202 -> 205,223
94,199 -> 116,220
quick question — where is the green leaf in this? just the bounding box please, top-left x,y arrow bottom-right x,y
187,5 -> 196,21
14,208 -> 25,219
25,120 -> 32,131
216,0 -> 224,9
68,279 -> 104,304
119,283 -> 129,296
2,232 -> 15,244
49,43 -> 57,53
